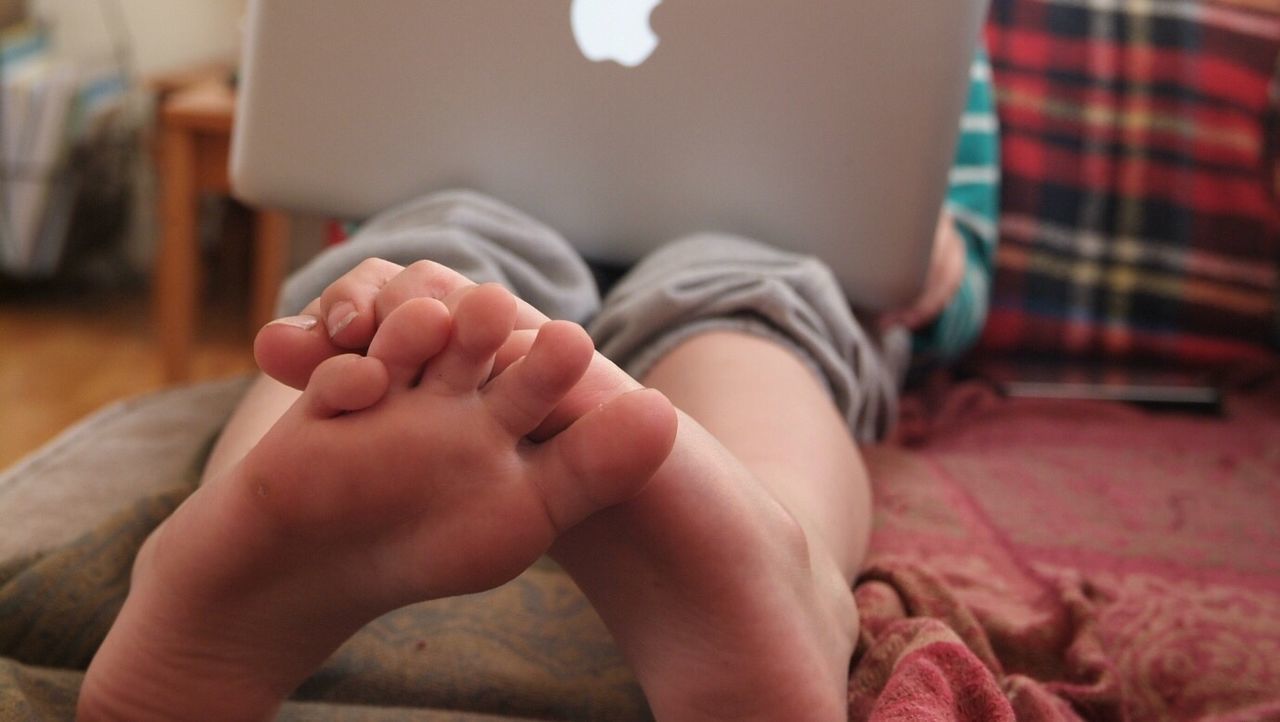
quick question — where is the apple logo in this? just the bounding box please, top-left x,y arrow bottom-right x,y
571,0 -> 662,68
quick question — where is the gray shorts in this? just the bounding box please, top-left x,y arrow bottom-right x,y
278,190 -> 908,441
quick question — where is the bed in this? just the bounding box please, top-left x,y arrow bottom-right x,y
1,371 -> 1277,720
3,0 -> 1278,717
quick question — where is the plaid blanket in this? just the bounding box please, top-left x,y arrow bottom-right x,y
980,0 -> 1280,365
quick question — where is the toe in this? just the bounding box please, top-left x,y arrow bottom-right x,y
318,258 -> 405,348
375,260 -> 551,331
483,320 -> 594,437
528,388 -> 678,532
367,297 -> 452,389
302,354 -> 390,418
372,260 -> 474,323
254,302 -> 332,390
421,284 -> 517,394
491,330 -> 646,441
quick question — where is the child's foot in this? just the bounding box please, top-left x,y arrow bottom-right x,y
548,384 -> 859,722
262,263 -> 861,721
78,284 -> 677,722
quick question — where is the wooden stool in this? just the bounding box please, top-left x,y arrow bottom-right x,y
154,80 -> 290,383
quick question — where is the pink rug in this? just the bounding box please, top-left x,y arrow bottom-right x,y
849,371 -> 1280,721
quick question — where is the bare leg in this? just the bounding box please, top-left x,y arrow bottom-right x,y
548,332 -> 866,721
641,331 -> 871,579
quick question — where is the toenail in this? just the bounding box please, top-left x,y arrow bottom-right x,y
327,303 -> 358,338
267,315 -> 319,331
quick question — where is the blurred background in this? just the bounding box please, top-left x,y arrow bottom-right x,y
0,0 -> 328,468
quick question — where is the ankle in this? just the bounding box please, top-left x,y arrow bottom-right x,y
79,529 -> 307,722
78,671 -> 281,722
80,554 -> 298,722
79,609 -> 285,722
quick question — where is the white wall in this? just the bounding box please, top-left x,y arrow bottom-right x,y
31,0 -> 247,75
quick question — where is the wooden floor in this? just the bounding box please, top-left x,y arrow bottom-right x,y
0,281 -> 257,470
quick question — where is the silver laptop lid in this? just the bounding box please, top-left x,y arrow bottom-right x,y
232,0 -> 988,309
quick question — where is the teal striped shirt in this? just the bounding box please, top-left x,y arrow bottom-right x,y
912,45 -> 1000,363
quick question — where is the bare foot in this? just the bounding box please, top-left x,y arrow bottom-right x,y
78,284 -> 677,722
259,261 -> 861,721
549,414 -> 858,721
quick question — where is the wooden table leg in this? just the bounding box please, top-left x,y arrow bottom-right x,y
156,125 -> 199,383
250,210 -> 291,334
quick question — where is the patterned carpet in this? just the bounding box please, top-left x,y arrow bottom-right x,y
851,370 -> 1280,720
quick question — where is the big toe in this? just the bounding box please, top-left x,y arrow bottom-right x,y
254,311 -> 335,390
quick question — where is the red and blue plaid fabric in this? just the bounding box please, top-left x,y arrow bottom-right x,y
980,0 -> 1280,365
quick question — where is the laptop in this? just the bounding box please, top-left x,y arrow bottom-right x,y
232,0 -> 989,310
